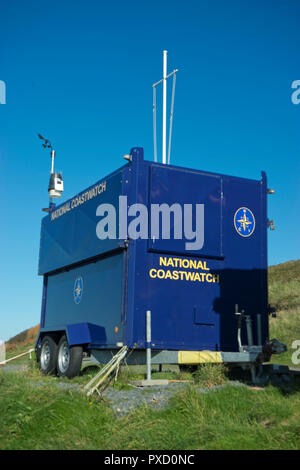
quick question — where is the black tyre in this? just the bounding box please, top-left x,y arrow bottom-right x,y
36,345 -> 41,364
57,335 -> 83,379
40,335 -> 58,375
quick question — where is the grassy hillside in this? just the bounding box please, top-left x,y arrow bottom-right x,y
5,324 -> 39,362
6,324 -> 39,352
269,260 -> 300,366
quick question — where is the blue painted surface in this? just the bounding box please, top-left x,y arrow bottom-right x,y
67,322 -> 107,347
38,147 -> 269,353
43,253 -> 125,347
38,167 -> 125,275
148,165 -> 222,258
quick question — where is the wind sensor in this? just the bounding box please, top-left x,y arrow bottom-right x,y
38,134 -> 64,211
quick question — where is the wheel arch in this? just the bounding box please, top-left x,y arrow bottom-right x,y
35,323 -> 94,356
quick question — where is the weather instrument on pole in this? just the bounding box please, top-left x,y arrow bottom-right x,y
152,50 -> 178,165
38,134 -> 64,211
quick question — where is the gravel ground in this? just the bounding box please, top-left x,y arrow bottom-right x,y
101,381 -> 245,417
102,383 -> 188,416
0,363 -> 28,373
1,363 -> 246,417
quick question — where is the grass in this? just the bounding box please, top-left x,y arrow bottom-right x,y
0,370 -> 300,450
193,364 -> 228,388
269,260 -> 300,366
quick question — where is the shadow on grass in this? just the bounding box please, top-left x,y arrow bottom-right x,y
227,364 -> 300,396
271,375 -> 300,397
81,365 -> 101,376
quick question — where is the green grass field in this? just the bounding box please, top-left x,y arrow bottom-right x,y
1,260 -> 299,450
1,366 -> 300,450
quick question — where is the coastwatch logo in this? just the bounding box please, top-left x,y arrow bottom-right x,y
73,276 -> 83,304
234,207 -> 255,237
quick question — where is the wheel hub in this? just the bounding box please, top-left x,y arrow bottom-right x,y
58,341 -> 70,373
40,341 -> 51,370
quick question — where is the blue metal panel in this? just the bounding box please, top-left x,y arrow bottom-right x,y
124,148 -> 143,348
40,275 -> 48,329
217,174 -> 268,350
43,253 -> 125,347
38,146 -> 269,355
135,253 -> 221,350
148,165 -> 222,258
123,153 -> 268,352
66,323 -> 106,346
38,167 -> 126,275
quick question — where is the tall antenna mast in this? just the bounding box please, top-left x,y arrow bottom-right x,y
153,50 -> 178,165
162,50 -> 167,165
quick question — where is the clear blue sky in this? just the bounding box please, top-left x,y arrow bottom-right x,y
0,0 -> 299,341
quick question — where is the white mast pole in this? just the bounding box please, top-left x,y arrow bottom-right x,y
50,149 -> 55,174
162,50 -> 167,164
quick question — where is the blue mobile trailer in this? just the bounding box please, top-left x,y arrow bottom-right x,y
36,147 -> 276,378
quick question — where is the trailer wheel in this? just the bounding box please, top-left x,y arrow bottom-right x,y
40,336 -> 58,375
57,335 -> 83,379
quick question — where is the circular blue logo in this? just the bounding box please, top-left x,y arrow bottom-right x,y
73,276 -> 83,304
234,207 -> 255,237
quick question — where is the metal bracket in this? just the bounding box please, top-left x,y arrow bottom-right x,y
267,219 -> 275,230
